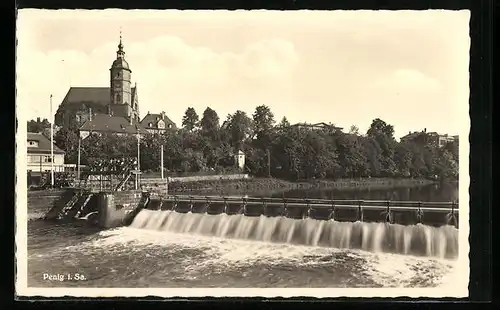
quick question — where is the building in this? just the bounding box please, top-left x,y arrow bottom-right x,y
234,150 -> 245,170
140,111 -> 177,134
54,33 -> 176,136
400,128 -> 458,147
27,132 -> 65,173
78,113 -> 146,139
291,122 -> 343,132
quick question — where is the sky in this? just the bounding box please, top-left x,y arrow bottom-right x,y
16,9 -> 470,139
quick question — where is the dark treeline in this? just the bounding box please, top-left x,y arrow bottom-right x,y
27,117 -> 51,134
53,105 -> 459,181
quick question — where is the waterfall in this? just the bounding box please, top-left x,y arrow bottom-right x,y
129,209 -> 459,259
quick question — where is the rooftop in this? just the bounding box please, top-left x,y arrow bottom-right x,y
140,112 -> 177,130
79,114 -> 147,135
60,86 -> 137,109
27,132 -> 65,155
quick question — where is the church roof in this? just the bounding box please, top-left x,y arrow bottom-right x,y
79,114 -> 147,135
60,86 -> 137,108
140,112 -> 177,129
27,132 -> 65,155
111,58 -> 130,71
62,87 -> 110,108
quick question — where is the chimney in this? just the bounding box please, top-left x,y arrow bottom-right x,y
424,128 -> 427,133
161,111 -> 165,120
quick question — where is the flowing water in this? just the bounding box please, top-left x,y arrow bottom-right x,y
27,183 -> 460,288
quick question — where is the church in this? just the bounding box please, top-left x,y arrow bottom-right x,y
54,34 -> 176,136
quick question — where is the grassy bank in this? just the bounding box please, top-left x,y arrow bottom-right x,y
168,177 -> 436,195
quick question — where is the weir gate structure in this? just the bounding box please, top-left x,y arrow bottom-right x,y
137,195 -> 459,229
44,189 -> 459,229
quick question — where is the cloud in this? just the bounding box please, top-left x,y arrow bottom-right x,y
372,68 -> 440,91
16,33 -> 300,123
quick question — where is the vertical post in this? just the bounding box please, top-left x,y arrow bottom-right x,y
136,132 -> 141,190
160,144 -> 164,179
267,148 -> 271,177
50,94 -> 54,187
137,133 -> 140,171
77,135 -> 81,180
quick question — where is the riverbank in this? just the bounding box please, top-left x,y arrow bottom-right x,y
168,177 -> 437,195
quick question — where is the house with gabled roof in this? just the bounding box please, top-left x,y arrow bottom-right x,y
27,132 -> 65,173
140,111 -> 177,134
291,122 -> 343,132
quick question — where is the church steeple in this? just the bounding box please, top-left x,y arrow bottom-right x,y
117,29 -> 125,58
110,29 -> 135,121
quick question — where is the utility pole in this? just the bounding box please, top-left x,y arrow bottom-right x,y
50,94 -> 54,187
137,133 -> 141,171
77,135 -> 81,180
160,144 -> 164,179
136,132 -> 141,190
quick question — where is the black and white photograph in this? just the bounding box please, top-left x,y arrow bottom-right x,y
16,9 -> 470,298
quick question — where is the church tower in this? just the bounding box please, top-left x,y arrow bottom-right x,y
109,32 -> 136,121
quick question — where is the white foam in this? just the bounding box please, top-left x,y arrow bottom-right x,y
63,224 -> 455,287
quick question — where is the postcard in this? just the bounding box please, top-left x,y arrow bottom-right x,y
16,9 -> 470,298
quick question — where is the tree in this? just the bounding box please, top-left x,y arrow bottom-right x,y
54,127 -> 79,164
336,133 -> 368,178
367,118 -> 395,139
366,118 -> 397,176
140,133 -> 167,172
227,110 -> 253,150
182,107 -> 199,131
252,105 -> 276,147
278,116 -> 290,128
394,142 -> 413,177
349,125 -> 360,135
199,107 -> 220,141
27,117 -> 51,133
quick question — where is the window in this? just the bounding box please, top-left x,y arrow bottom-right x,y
168,124 -> 172,129
43,156 -> 52,163
28,155 -> 40,163
27,140 -> 39,147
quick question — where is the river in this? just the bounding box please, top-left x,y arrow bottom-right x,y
26,182 -> 459,288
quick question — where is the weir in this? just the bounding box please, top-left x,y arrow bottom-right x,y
130,209 -> 459,260
41,190 -> 460,259
141,195 -> 459,228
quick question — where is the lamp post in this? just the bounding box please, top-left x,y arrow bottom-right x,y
160,144 -> 164,179
77,133 -> 81,180
136,132 -> 141,171
50,94 -> 54,187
